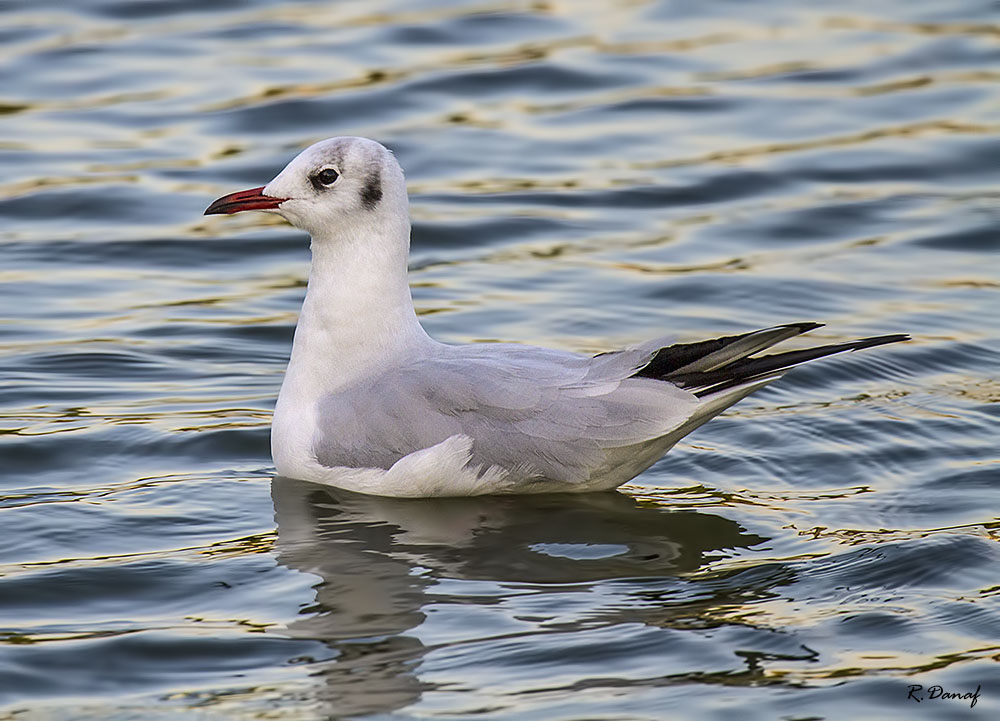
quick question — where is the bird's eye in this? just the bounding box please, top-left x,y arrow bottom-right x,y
314,168 -> 340,187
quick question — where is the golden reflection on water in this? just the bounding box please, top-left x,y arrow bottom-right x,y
793,521 -> 999,546
197,531 -> 277,559
823,15 -> 1000,37
631,120 -> 1000,171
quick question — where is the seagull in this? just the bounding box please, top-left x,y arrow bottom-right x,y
206,137 -> 908,498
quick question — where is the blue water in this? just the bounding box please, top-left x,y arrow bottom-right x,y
2,1 -> 999,719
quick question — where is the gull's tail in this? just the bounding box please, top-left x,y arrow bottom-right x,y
633,323 -> 910,397
622,323 -> 909,454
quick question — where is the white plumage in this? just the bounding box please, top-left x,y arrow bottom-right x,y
205,137 -> 907,497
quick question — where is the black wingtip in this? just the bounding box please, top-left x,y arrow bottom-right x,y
685,331 -> 911,396
632,322 -> 827,380
780,321 -> 825,334
846,333 -> 911,351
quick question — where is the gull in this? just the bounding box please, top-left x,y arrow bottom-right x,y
206,137 -> 908,497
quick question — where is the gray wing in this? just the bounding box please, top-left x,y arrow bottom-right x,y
313,342 -> 699,483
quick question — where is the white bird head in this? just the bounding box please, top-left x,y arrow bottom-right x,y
205,136 -> 407,240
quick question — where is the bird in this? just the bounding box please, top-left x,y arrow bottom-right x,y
205,136 -> 908,498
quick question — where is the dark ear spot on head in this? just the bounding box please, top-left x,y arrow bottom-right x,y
360,168 -> 382,211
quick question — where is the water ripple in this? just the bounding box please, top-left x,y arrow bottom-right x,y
2,0 -> 998,719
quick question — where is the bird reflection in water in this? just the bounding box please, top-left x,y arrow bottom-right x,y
270,477 -> 781,715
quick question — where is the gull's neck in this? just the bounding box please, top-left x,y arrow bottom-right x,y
287,214 -> 431,392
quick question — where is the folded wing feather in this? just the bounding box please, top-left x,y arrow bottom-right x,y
313,342 -> 699,483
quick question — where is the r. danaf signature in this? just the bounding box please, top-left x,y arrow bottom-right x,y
907,683 -> 981,708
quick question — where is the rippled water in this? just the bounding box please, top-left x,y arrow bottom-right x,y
2,1 -> 999,719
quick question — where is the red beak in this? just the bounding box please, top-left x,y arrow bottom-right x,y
204,186 -> 287,215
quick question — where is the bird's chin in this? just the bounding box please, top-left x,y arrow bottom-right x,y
267,205 -> 308,229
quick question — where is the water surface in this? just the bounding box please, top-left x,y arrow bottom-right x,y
1,1 -> 998,719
